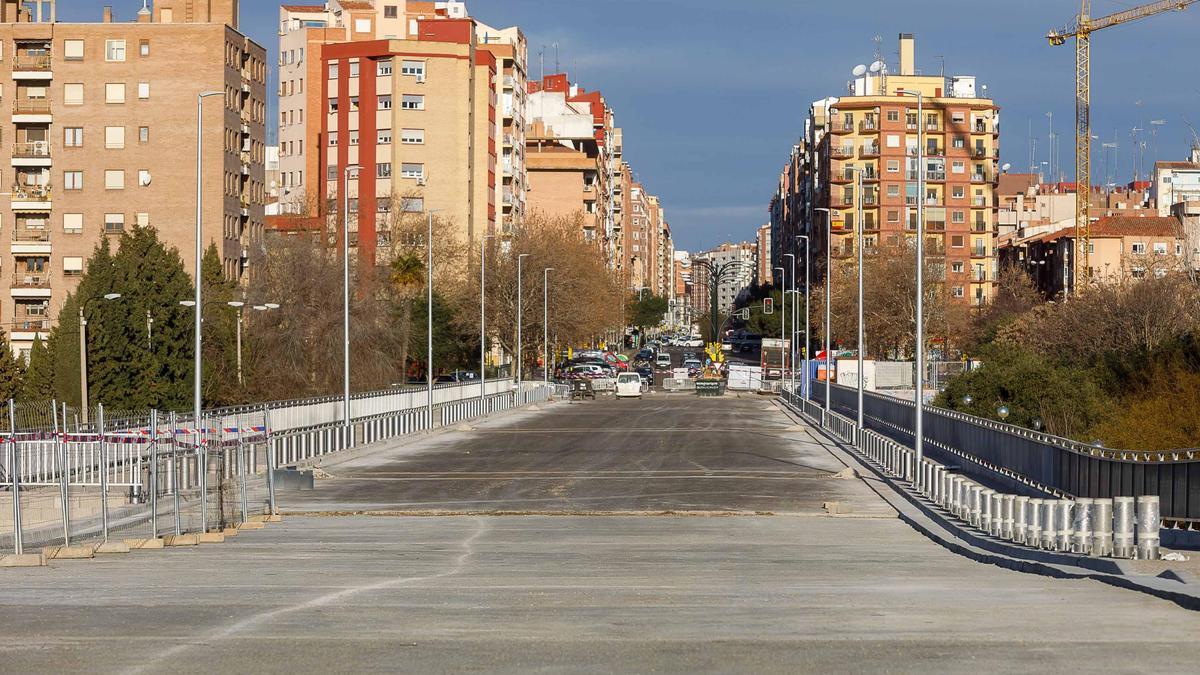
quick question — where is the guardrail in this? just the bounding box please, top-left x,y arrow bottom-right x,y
807,381 -> 1200,525
781,387 -> 1163,560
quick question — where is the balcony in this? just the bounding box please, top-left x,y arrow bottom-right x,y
11,141 -> 51,167
858,120 -> 878,133
926,171 -> 946,182
831,121 -> 854,134
971,170 -> 993,183
973,222 -> 989,233
971,246 -> 988,258
13,54 -> 52,79
13,318 -> 50,332
925,122 -> 942,132
12,226 -> 49,242
11,184 -> 51,210
860,145 -> 880,158
973,148 -> 990,159
11,271 -> 50,291
830,146 -> 854,159
13,98 -> 51,122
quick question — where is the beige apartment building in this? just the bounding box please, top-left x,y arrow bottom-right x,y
0,0 -> 266,356
275,1 -> 522,264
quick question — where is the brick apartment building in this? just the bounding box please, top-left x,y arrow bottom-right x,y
0,0 -> 266,356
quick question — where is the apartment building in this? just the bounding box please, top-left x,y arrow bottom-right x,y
0,0 -> 266,356
998,173 -> 1158,239
625,182 -> 651,290
699,242 -> 756,312
756,223 -> 771,284
774,33 -> 1000,307
1153,152 -> 1200,217
998,215 -> 1187,296
276,1 -> 520,265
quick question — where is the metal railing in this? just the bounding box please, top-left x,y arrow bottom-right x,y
11,271 -> 49,288
12,141 -> 50,158
13,99 -> 51,115
13,54 -> 52,71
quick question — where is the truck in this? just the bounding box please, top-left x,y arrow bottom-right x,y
760,338 -> 791,380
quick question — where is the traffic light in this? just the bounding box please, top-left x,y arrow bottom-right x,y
763,297 -> 774,315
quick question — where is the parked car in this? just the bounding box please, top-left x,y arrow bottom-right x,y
655,352 -> 673,369
683,358 -> 703,377
566,364 -> 607,380
435,371 -> 479,383
635,366 -> 655,384
615,372 -> 644,399
636,348 -> 655,361
681,337 -> 704,348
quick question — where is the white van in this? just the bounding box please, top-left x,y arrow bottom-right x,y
615,373 -> 644,399
655,352 -> 672,369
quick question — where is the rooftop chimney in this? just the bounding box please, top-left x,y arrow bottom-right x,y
898,33 -> 915,76
102,5 -> 113,23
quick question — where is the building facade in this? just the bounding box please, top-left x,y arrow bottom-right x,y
0,0 -> 266,355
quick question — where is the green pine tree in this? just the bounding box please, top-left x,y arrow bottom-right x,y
0,328 -> 25,404
19,335 -> 52,402
200,243 -> 242,406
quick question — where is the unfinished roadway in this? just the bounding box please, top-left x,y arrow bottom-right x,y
2,394 -> 1199,673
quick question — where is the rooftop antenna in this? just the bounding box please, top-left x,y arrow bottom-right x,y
872,34 -> 884,94
538,45 -> 544,82
1131,126 -> 1144,182
554,41 -> 560,74
1150,119 -> 1166,165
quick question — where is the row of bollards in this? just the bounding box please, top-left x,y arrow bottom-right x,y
858,429 -> 1161,560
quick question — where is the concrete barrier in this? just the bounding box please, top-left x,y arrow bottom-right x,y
1113,497 -> 1136,558
1136,496 -> 1160,560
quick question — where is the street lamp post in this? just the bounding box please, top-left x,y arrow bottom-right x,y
194,90 -> 221,531
900,88 -> 926,476
854,168 -> 865,443
78,293 -> 122,425
774,265 -> 785,388
784,253 -> 795,392
228,302 -> 245,386
814,206 -> 833,413
480,234 -> 494,406
543,267 -> 555,385
426,210 -> 440,427
797,235 -> 810,400
516,253 -> 530,385
342,165 -> 360,436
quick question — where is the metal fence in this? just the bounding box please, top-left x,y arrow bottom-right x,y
805,381 -> 1200,526
0,382 -> 554,555
781,387 -> 1163,560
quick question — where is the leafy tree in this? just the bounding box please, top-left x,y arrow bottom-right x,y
627,293 -> 668,329
746,288 -> 784,338
390,251 -> 426,382
0,328 -> 24,404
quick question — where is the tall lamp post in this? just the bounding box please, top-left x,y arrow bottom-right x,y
796,234 -> 810,400
193,89 -> 221,530
543,267 -> 555,385
79,293 -> 122,425
516,253 -> 530,385
854,168 -> 865,442
784,253 -> 795,391
774,266 -> 786,388
814,206 -> 833,412
479,233 -> 494,405
900,88 -> 926,475
342,164 -> 360,434
426,210 -> 440,426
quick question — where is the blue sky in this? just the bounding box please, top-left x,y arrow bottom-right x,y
68,1 -> 1200,251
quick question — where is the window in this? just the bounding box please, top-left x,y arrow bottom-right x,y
136,212 -> 150,227
952,186 -> 965,199
887,209 -> 900,223
64,39 -> 84,60
355,18 -> 371,33
349,61 -> 359,78
952,261 -> 965,273
104,126 -> 125,149
328,97 -> 338,113
952,210 -> 965,224
887,184 -> 900,197
384,5 -> 399,18
400,162 -> 424,178
1153,242 -> 1168,255
329,131 -> 337,146
1177,243 -> 1184,256
64,127 -> 83,147
951,112 -> 965,123
64,171 -> 83,190
137,82 -> 150,99
379,95 -> 392,110
105,39 -> 126,62
886,134 -> 900,148
64,83 -> 84,105
402,197 -> 424,213
328,62 -> 338,79
401,60 -> 425,76
139,126 -> 149,143
377,128 -> 392,144
348,130 -> 359,145
886,159 -> 899,173
104,169 -> 125,190
104,213 -> 124,234
951,235 -> 965,248
401,128 -> 424,144
62,257 -> 84,276
1131,267 -> 1147,279
886,110 -> 899,122
348,198 -> 359,213
63,213 -> 83,234
1131,242 -> 1146,254
350,96 -> 359,110
401,94 -> 424,110
138,170 -> 151,187
377,58 -> 393,76
377,197 -> 392,213
951,160 -> 965,174
952,286 -> 965,298
105,82 -> 125,103
376,162 -> 392,178
139,40 -> 149,57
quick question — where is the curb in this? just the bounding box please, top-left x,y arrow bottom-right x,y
776,399 -> 1200,611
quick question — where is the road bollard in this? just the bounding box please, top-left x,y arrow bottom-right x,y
969,485 -> 983,527
1056,501 -> 1074,552
990,493 -> 1004,537
1091,498 -> 1114,557
979,488 -> 995,532
1040,500 -> 1058,550
1073,497 -> 1094,554
1000,495 -> 1015,540
932,466 -> 944,504
961,481 -> 974,522
1013,496 -> 1029,544
1027,499 -> 1043,548
951,476 -> 965,517
1136,495 -> 1160,560
939,472 -> 950,507
1112,496 -> 1136,558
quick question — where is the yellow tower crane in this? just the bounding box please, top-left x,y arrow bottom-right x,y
1047,0 -> 1194,292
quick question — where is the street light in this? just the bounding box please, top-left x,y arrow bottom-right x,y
899,87 -> 926,475
78,293 -> 122,425
194,89 -> 221,531
814,206 -> 834,413
342,164 -> 360,436
426,210 -> 440,426
796,234 -> 811,400
853,168 -> 865,441
774,265 -> 786,387
543,267 -> 555,385
516,253 -> 530,385
480,233 -> 494,406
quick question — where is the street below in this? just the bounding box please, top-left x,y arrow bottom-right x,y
1,394 -> 1198,673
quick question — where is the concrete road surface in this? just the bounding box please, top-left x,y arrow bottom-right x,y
2,394 -> 1199,673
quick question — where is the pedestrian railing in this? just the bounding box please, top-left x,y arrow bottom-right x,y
0,382 -> 554,556
782,386 -> 1163,559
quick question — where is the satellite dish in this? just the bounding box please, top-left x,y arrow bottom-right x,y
869,61 -> 884,73
1002,163 -> 1012,172
852,64 -> 867,77
140,172 -> 152,186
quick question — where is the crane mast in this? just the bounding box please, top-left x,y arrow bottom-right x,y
1046,0 -> 1194,293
